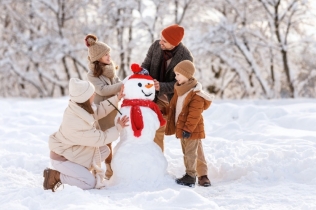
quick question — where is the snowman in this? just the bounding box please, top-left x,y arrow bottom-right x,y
110,63 -> 168,188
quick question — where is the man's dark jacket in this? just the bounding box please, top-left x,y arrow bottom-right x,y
141,40 -> 193,102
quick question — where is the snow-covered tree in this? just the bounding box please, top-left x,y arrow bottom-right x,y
0,0 -> 315,99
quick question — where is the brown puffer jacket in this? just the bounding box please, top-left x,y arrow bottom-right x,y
165,83 -> 213,140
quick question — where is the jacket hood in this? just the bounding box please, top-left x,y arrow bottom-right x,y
193,82 -> 214,102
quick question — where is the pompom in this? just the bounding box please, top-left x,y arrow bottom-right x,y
85,34 -> 97,47
131,63 -> 142,73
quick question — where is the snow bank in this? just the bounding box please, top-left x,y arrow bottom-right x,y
0,98 -> 315,209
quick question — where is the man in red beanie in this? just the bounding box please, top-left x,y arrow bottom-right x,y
141,24 -> 211,187
141,24 -> 193,151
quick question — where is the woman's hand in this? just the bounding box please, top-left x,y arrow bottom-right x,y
116,115 -> 129,128
117,84 -> 125,100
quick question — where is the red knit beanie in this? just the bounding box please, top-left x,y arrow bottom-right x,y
161,24 -> 184,46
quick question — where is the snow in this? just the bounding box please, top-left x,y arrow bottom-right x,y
1,97 -> 316,209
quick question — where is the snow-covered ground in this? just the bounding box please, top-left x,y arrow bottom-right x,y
0,98 -> 315,210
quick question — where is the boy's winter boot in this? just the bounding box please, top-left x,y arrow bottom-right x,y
105,163 -> 113,180
176,173 -> 196,187
43,168 -> 62,192
198,175 -> 211,187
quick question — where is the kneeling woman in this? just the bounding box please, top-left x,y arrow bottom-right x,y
43,78 -> 129,191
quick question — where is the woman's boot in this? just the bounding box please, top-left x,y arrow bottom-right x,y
43,168 -> 62,192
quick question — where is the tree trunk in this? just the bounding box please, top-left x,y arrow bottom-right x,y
273,1 -> 294,97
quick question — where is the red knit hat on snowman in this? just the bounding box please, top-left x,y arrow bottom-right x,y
129,63 -> 152,80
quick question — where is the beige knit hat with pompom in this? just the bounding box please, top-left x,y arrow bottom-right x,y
85,34 -> 111,62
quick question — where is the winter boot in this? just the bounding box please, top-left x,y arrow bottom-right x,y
198,175 -> 211,187
43,168 -> 62,192
105,163 -> 113,180
176,173 -> 196,187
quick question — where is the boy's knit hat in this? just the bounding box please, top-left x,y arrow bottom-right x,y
69,78 -> 95,103
161,24 -> 184,46
85,34 -> 111,62
174,60 -> 195,79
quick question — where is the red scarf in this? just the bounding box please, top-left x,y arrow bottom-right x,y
121,99 -> 166,137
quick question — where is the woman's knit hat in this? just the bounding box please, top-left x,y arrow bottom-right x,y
161,24 -> 184,46
85,34 -> 111,62
69,78 -> 95,103
174,60 -> 195,79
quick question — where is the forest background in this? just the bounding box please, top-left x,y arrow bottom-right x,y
1,0 -> 315,99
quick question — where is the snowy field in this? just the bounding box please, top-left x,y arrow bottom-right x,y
0,97 -> 316,210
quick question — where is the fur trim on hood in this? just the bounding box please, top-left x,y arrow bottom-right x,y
193,82 -> 214,102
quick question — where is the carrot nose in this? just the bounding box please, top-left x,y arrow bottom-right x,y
145,84 -> 154,88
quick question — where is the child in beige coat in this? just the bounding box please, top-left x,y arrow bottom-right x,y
85,34 -> 123,179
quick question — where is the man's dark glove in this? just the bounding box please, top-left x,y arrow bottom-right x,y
182,130 -> 191,139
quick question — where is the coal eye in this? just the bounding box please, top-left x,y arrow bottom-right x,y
138,83 -> 142,87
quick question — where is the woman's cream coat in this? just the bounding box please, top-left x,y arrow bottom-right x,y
49,96 -> 122,169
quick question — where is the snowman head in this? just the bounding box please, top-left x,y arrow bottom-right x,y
123,63 -> 155,101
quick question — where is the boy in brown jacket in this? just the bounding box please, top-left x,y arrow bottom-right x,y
165,60 -> 213,187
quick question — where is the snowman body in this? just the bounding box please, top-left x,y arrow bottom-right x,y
118,106 -> 160,143
110,70 -> 168,188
